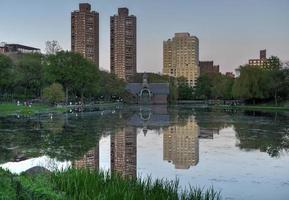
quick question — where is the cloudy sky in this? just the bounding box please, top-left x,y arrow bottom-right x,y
1,0 -> 288,73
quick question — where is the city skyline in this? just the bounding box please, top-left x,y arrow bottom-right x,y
0,0 -> 289,73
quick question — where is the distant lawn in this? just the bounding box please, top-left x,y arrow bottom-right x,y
214,104 -> 289,112
0,103 -> 66,116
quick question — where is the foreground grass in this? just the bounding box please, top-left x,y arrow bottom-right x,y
0,168 -> 221,200
0,103 -> 66,116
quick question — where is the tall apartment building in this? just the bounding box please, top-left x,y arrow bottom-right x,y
110,8 -> 137,80
163,33 -> 199,87
163,115 -> 199,169
111,127 -> 137,178
71,3 -> 99,66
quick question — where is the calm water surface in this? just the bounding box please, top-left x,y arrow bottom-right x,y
0,106 -> 289,200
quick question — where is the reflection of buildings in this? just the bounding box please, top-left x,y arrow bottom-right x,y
163,115 -> 199,169
111,127 -> 137,177
127,106 -> 170,134
199,128 -> 219,139
73,143 -> 99,170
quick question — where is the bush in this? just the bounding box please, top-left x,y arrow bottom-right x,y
43,83 -> 65,105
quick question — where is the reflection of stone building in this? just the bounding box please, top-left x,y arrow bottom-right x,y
163,115 -> 199,169
73,143 -> 99,170
111,127 -> 137,177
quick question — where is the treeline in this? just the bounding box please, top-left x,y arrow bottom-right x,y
192,56 -> 289,105
0,52 -> 126,104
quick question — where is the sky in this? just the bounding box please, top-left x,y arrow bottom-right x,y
0,0 -> 289,73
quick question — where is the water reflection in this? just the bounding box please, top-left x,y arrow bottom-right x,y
73,144 -> 99,171
111,127 -> 137,178
1,107 -> 289,199
163,115 -> 199,169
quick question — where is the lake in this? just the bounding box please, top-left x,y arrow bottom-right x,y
0,105 -> 289,200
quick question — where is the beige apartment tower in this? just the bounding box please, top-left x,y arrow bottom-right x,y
163,33 -> 199,87
110,8 -> 137,80
71,3 -> 99,67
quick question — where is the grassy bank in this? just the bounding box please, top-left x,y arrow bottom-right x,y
0,102 -> 122,116
0,103 -> 66,116
0,168 -> 221,200
213,104 -> 289,112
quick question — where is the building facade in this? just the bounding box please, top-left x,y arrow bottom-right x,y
248,49 -> 268,67
126,74 -> 170,104
163,115 -> 199,169
110,8 -> 137,81
0,43 -> 40,54
199,61 -> 220,76
163,33 -> 199,87
71,3 -> 99,66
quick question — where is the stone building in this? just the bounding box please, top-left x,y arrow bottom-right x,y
126,74 -> 169,104
110,8 -> 137,81
163,33 -> 199,87
71,3 -> 99,66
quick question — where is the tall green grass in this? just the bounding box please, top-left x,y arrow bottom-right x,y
0,167 -> 221,200
51,168 -> 221,200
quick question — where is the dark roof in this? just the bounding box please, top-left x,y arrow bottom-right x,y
6,44 -> 40,51
126,83 -> 169,95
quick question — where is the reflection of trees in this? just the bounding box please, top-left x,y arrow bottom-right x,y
0,111 -> 131,164
232,113 -> 289,157
194,109 -> 289,157
1,109 -> 289,165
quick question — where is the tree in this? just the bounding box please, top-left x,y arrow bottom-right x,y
14,53 -> 44,98
44,51 -> 99,104
211,74 -> 234,99
43,83 -> 65,104
178,83 -> 194,100
194,75 -> 212,99
232,65 -> 270,103
0,54 -> 14,97
45,40 -> 62,55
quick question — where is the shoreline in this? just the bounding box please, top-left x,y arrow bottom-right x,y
1,102 -> 288,117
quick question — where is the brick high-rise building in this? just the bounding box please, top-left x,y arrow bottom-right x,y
199,61 -> 220,76
163,33 -> 199,87
71,3 -> 99,67
110,8 -> 137,80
